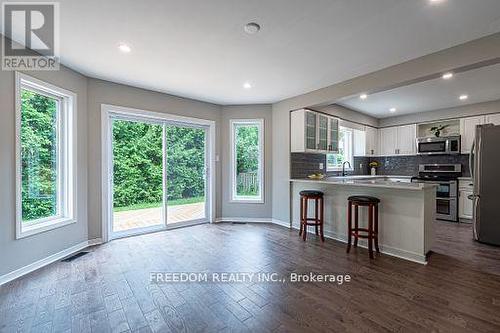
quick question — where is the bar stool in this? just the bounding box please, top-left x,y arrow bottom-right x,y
299,190 -> 324,242
346,195 -> 380,259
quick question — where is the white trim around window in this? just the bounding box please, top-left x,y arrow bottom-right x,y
230,119 -> 264,204
15,72 -> 77,239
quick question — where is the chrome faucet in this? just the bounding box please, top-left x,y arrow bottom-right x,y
342,161 -> 352,177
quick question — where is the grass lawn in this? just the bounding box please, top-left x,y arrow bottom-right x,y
114,196 -> 204,212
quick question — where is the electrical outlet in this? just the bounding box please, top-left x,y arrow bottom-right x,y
319,163 -> 324,169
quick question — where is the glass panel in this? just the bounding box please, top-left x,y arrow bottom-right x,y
305,112 -> 317,149
21,89 -> 59,224
235,124 -> 260,199
166,125 -> 206,224
436,184 -> 451,197
436,199 -> 450,215
329,118 -> 339,151
318,116 -> 328,150
112,119 -> 163,233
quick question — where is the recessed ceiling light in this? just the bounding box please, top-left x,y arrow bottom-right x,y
118,43 -> 131,53
243,82 -> 252,89
360,94 -> 368,100
442,72 -> 453,80
459,95 -> 469,101
389,108 -> 397,113
429,0 -> 445,4
244,22 -> 261,34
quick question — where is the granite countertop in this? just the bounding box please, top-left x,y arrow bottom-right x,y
290,175 -> 436,191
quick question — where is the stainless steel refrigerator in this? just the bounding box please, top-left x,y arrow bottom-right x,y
470,124 -> 500,245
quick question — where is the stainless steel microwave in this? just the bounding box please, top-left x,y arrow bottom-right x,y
416,136 -> 461,155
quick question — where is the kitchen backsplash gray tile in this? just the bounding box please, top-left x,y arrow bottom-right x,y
369,154 -> 470,177
290,153 -> 470,178
290,153 -> 369,178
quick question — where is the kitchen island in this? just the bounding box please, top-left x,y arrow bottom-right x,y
290,176 -> 436,264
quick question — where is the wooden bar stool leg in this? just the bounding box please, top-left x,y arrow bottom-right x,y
303,198 -> 308,241
375,204 -> 380,253
319,197 -> 325,242
368,204 -> 374,259
299,197 -> 304,236
315,198 -> 319,236
347,201 -> 352,253
354,204 -> 359,248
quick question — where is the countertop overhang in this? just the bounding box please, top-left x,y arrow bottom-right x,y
290,175 -> 436,191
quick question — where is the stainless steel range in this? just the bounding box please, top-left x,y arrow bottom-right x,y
411,164 -> 462,222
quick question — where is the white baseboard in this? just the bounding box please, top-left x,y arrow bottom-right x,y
0,239 -> 102,286
273,222 -> 427,265
271,218 -> 291,228
215,217 -> 273,223
88,238 -> 103,246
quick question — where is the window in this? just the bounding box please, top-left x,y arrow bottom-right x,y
327,127 -> 353,171
16,73 -> 76,238
230,119 -> 264,203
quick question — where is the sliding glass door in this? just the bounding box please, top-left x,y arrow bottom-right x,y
111,119 -> 165,237
166,125 -> 208,225
108,116 -> 210,239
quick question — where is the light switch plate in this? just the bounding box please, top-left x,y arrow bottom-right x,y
319,163 -> 324,169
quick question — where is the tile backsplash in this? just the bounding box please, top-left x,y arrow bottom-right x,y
290,153 -> 369,178
291,153 -> 470,178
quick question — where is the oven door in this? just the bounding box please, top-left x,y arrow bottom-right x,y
436,197 -> 458,221
436,182 -> 457,198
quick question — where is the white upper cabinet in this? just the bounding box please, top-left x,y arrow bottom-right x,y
365,126 -> 378,156
460,116 -> 484,154
397,124 -> 417,155
378,125 -> 416,155
485,113 -> 500,125
290,109 -> 339,153
378,127 -> 398,155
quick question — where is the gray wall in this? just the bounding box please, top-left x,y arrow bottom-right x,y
86,78 -> 222,240
220,105 -> 273,219
0,67 -> 89,276
379,99 -> 500,127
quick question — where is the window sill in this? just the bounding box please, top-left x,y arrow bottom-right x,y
230,197 -> 264,204
327,168 -> 354,172
17,217 -> 76,239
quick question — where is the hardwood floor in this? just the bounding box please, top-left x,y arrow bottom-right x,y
1,222 -> 500,332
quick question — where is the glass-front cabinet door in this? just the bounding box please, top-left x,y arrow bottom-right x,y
328,117 -> 339,152
305,111 -> 317,150
317,115 -> 329,151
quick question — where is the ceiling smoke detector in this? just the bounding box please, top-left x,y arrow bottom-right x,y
244,22 -> 261,34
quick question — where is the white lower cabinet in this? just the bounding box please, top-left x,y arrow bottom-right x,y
459,190 -> 473,220
458,179 -> 474,220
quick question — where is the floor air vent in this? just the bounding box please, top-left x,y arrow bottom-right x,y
232,221 -> 247,224
62,251 -> 89,262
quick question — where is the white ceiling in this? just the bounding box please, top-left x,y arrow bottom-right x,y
4,0 -> 500,104
338,63 -> 500,118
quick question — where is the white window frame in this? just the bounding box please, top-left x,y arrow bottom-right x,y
15,72 -> 77,239
230,119 -> 264,203
327,126 -> 354,172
